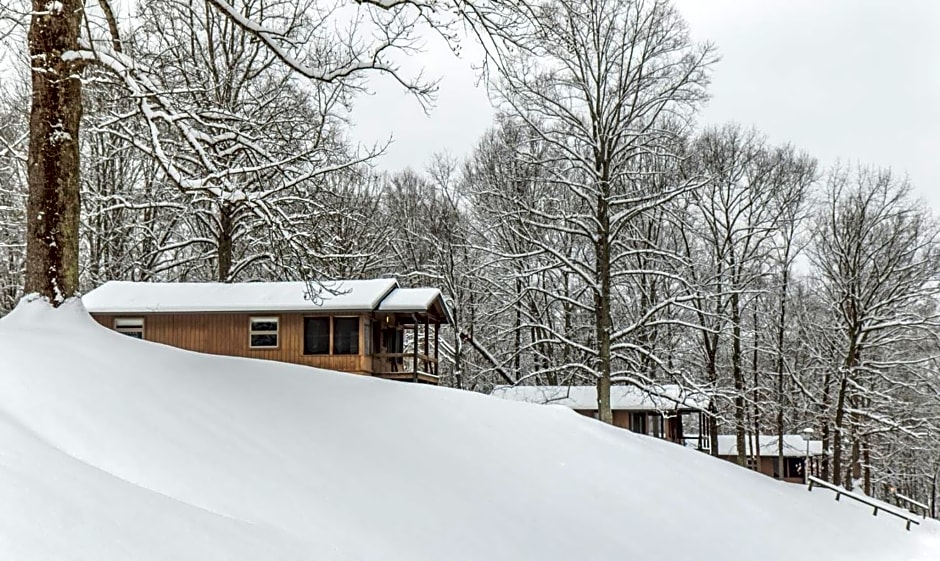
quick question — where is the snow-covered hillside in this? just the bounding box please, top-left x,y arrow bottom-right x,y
0,298 -> 937,561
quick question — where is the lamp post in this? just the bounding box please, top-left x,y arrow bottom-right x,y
800,428 -> 815,484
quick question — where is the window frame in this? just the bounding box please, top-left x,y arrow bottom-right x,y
248,316 -> 280,349
114,317 -> 145,339
301,315 -> 365,356
332,316 -> 360,356
303,316 -> 331,355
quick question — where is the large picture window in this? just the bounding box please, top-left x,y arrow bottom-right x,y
303,317 -> 330,355
114,317 -> 144,339
249,317 -> 279,348
333,317 -> 359,355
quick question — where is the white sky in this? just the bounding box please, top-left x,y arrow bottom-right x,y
348,0 -> 940,212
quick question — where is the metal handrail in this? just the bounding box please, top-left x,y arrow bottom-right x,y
894,493 -> 929,519
807,476 -> 921,531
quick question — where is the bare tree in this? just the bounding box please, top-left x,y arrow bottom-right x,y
809,165 -> 940,490
766,146 -> 816,479
13,0 -> 481,302
682,125 -> 790,463
0,79 -> 27,311
490,0 -> 714,423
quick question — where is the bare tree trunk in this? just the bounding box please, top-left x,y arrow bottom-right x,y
25,0 -> 83,302
513,277 -> 522,377
595,190 -> 613,424
832,372 -> 849,485
731,290 -> 747,466
820,367 -> 834,481
931,459 -> 939,518
217,202 -> 233,282
751,307 -> 761,471
847,408 -> 862,491
705,344 -> 720,456
863,439 -> 871,496
774,266 -> 791,479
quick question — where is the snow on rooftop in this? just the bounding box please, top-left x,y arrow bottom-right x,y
711,434 -> 824,457
377,287 -> 441,312
82,279 -> 399,313
0,298 -> 938,560
491,384 -> 707,412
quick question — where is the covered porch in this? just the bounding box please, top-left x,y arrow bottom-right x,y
370,288 -> 450,384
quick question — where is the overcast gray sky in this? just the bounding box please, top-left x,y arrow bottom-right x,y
348,0 -> 940,212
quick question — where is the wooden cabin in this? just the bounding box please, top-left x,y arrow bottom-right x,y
490,384 -> 706,444
707,434 -> 823,484
82,279 -> 451,384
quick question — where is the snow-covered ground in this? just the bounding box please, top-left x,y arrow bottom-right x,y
1,298 -> 938,560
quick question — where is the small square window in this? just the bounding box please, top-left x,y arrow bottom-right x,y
249,316 -> 279,348
114,317 -> 144,339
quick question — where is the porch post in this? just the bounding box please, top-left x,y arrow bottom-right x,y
423,316 -> 430,374
434,321 -> 440,377
412,314 -> 419,382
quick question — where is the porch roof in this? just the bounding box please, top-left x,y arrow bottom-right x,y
378,288 -> 451,323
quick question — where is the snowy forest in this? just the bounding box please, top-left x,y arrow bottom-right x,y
1,0 -> 939,511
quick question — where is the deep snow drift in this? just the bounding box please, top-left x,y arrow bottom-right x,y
0,298 -> 937,560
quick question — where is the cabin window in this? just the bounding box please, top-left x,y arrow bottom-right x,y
114,317 -> 144,339
630,413 -> 647,434
249,317 -> 279,348
784,457 -> 804,478
649,415 -> 663,438
333,317 -> 359,355
303,317 -> 330,355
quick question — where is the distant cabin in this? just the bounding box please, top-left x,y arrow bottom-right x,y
491,385 -> 706,445
694,434 -> 823,484
82,279 -> 451,384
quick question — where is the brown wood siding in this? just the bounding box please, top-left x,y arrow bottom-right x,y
92,312 -> 372,373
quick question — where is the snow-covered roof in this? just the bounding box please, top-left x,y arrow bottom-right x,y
708,435 -> 824,458
491,384 -> 707,412
83,279 -> 400,314
378,288 -> 441,312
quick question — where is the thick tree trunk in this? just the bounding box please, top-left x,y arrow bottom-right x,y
25,0 -> 84,302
